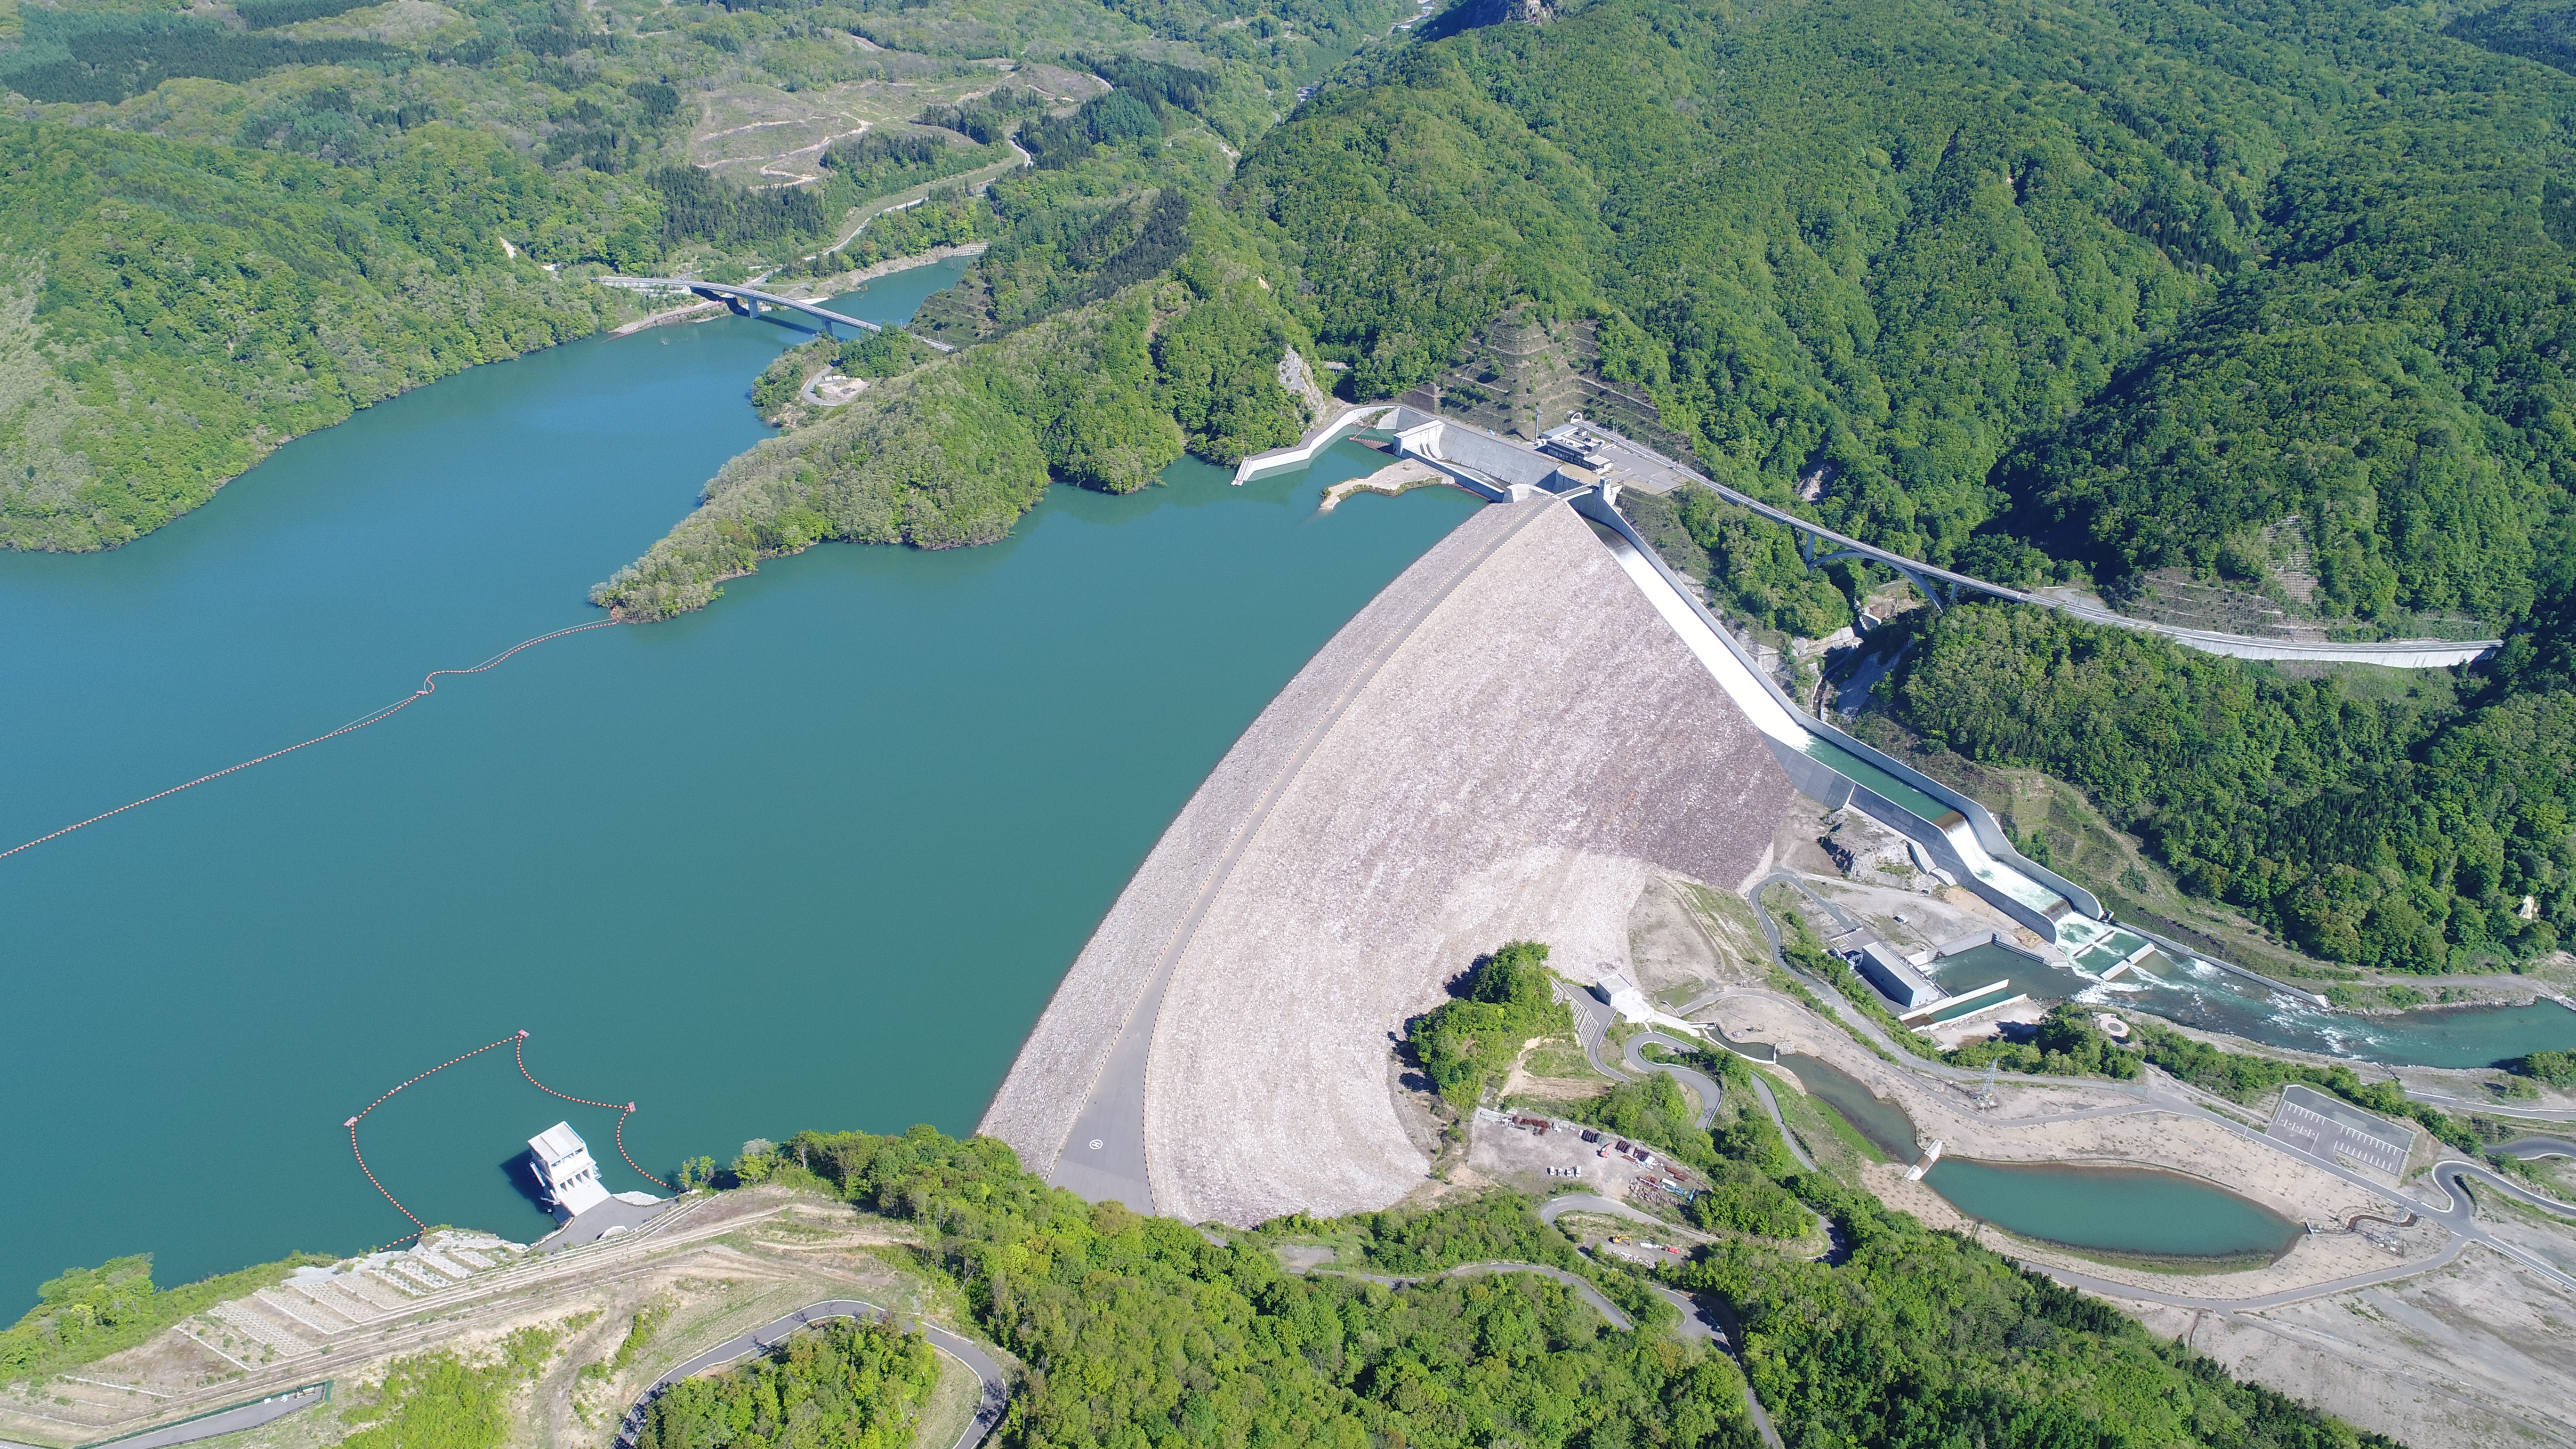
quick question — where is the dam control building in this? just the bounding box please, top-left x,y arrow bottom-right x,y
526,1122 -> 612,1219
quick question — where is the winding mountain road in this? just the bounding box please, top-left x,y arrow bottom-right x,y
1301,1241 -> 1786,1449
1295,1259 -> 1635,1329
621,1300 -> 1007,1449
1575,419 -> 2499,667
1624,1032 -> 1726,1129
1718,884 -> 2576,1308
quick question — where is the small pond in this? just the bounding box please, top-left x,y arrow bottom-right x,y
1923,1159 -> 2305,1266
1778,1053 -> 2303,1266
1780,1053 -> 1918,1160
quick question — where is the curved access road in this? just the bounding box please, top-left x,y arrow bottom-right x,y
79,1384 -> 328,1449
624,1300 -> 1007,1449
1642,1284 -> 1785,1449
1538,1192 -> 1694,1237
1722,885 -> 2576,1304
1299,1261 -> 1635,1331
2399,1089 -> 2576,1122
1626,1032 -> 1725,1128
1604,419 -> 2498,668
1724,1065 -> 1817,1170
2493,1135 -> 2576,1159
1303,1252 -> 1784,1446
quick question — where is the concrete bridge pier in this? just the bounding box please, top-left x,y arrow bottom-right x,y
1802,531 -> 1947,610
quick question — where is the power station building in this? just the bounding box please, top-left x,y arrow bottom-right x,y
526,1121 -> 612,1218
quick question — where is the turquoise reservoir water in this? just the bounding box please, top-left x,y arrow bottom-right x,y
2112,958 -> 2576,1068
1926,940 -> 2576,1070
0,262 -> 1476,1309
1779,1054 -> 1917,1160
1778,1053 -> 2298,1260
1923,1159 -> 2303,1263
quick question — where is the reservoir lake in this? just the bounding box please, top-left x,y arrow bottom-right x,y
0,260 -> 1478,1308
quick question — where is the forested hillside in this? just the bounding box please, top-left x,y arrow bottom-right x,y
12,0 -> 2575,968
0,121 -> 643,549
591,199 -> 1320,616
668,1123 -> 2394,1449
0,0 -> 1405,549
564,0 -> 2576,972
1878,604 -> 2576,970
1237,0 -> 2574,635
1197,0 -> 2576,974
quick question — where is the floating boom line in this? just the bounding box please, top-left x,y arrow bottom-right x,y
0,620 -> 619,863
346,1027 -> 670,1249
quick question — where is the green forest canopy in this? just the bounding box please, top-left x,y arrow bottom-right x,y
1406,939 -> 1574,1109
1881,604 -> 2576,972
9,0 -> 2576,979
636,1317 -> 939,1449
0,0 -> 1387,550
1208,0 -> 2576,974
678,1123 -> 2394,1449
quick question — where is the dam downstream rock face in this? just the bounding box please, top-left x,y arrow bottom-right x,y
978,498 -> 1793,1226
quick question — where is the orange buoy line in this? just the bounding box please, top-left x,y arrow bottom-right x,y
345,1035 -> 519,1250
614,1114 -> 673,1192
518,1033 -> 675,1191
345,1028 -> 674,1247
0,619 -> 618,863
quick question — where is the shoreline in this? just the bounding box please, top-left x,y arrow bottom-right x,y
7,289 -> 651,555
604,246 -> 989,340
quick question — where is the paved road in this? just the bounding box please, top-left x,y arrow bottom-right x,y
72,1385 -> 329,1449
1741,1071 -> 1819,1170
624,1300 -> 1006,1449
1646,1285 -> 1786,1449
2407,1088 -> 2576,1122
533,1197 -> 674,1254
1558,980 -> 1632,1082
1723,884 -> 2576,1305
1626,1032 -> 1723,1128
2424,1158 -> 2576,1221
797,370 -> 863,409
1524,1200 -> 1793,1447
1299,1261 -> 1634,1331
1304,1250 -> 1792,1443
2496,1135 -> 2576,1159
1568,419 -> 2497,666
1538,1192 -> 1695,1237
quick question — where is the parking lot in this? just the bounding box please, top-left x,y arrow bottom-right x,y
1466,1110 -> 1706,1212
2267,1084 -> 2415,1183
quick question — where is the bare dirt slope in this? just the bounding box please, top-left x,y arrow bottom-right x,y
982,497 -> 1794,1227
2122,1244 -> 2576,1449
0,1191 -> 983,1449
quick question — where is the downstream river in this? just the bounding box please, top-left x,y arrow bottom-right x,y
0,261 -> 1477,1307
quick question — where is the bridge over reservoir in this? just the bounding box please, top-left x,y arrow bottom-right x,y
597,277 -> 956,351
